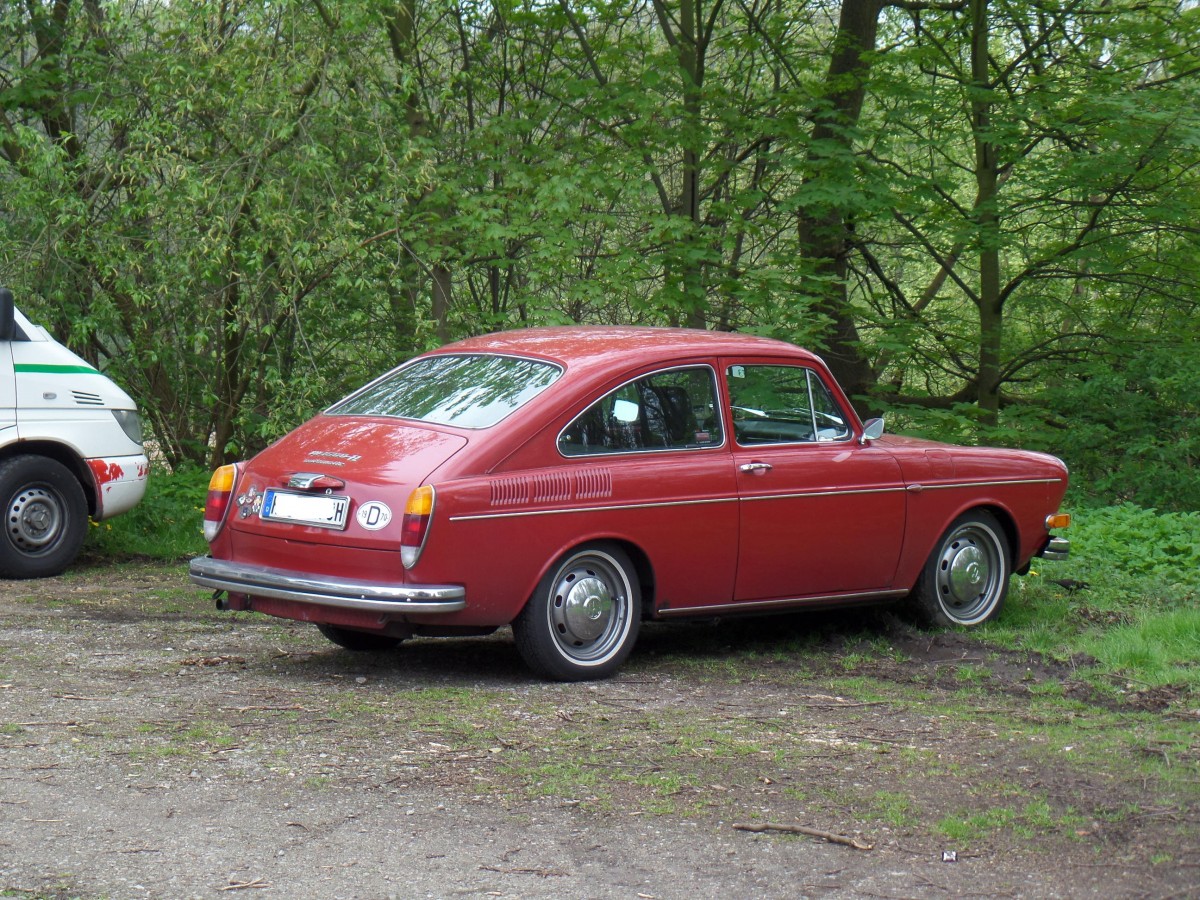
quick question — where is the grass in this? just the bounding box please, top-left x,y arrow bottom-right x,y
980,503 -> 1200,694
83,463 -> 210,561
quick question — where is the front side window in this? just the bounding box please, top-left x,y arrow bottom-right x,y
329,354 -> 562,429
727,364 -> 851,444
559,367 -> 723,456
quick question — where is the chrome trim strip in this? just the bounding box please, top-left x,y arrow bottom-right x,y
449,477 -> 1064,523
657,589 -> 910,618
189,556 -> 465,613
450,496 -> 738,522
741,485 -> 906,502
909,477 -> 1063,491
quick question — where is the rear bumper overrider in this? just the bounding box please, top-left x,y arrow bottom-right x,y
188,556 -> 466,614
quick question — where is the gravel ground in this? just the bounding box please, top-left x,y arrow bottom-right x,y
1,560 -> 1196,899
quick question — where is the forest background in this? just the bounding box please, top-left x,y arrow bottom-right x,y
2,0 -> 1198,512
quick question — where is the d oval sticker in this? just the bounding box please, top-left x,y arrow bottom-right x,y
356,501 -> 393,531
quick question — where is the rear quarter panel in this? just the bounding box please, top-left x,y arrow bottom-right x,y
408,449 -> 740,626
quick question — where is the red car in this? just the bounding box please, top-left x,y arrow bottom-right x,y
190,327 -> 1070,680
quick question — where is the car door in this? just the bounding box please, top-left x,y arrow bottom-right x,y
725,361 -> 906,602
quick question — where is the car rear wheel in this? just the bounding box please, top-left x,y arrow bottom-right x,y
316,624 -> 404,652
0,455 -> 88,579
513,543 -> 641,681
911,510 -> 1011,627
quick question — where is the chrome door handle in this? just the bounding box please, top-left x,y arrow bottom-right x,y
739,462 -> 773,473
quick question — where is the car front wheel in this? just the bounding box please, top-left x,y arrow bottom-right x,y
513,543 -> 641,681
0,455 -> 88,579
911,511 -> 1011,627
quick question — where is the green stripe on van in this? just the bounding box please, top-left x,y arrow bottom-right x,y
14,363 -> 99,375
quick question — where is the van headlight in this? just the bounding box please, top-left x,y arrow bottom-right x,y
112,409 -> 143,445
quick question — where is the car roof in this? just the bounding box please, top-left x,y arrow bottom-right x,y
435,326 -> 821,376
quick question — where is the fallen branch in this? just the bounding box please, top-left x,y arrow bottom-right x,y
733,822 -> 873,851
479,865 -> 568,878
218,878 -> 270,891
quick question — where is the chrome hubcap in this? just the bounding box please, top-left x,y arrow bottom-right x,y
561,575 -> 613,642
548,553 -> 631,663
8,487 -> 63,551
948,545 -> 987,597
935,524 -> 1003,624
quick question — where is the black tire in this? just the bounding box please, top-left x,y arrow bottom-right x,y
911,510 -> 1011,628
512,543 -> 641,681
316,623 -> 404,652
0,455 -> 88,579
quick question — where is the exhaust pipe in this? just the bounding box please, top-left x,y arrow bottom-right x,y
213,591 -> 230,611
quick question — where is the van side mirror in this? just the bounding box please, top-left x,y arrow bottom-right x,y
0,288 -> 14,341
860,417 -> 885,445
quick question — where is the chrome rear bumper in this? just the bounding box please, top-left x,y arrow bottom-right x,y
189,556 -> 466,614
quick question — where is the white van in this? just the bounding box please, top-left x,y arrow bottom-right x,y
0,287 -> 149,578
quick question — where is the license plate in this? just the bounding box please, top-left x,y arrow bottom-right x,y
260,489 -> 349,530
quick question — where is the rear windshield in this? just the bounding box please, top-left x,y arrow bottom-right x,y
328,353 -> 562,429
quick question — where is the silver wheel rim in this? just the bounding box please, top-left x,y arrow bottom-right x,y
547,551 -> 633,666
934,522 -> 1006,625
7,485 -> 66,554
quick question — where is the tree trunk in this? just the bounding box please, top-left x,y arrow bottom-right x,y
971,0 -> 1002,425
795,0 -> 884,410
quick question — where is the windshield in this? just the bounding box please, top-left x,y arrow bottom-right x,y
328,353 -> 562,429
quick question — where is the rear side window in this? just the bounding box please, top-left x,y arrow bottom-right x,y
559,367 -> 723,456
329,354 -> 562,429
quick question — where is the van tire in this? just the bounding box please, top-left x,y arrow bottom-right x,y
0,455 -> 88,579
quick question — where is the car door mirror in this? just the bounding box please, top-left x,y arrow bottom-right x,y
860,417 -> 885,444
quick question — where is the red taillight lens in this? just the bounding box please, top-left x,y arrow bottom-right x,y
203,464 -> 237,542
400,485 -> 434,569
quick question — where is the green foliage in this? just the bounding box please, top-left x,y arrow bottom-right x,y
1057,504 -> 1200,590
0,0 -> 1198,508
989,503 -> 1200,691
83,466 -> 210,562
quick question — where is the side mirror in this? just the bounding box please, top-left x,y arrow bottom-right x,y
860,417 -> 885,445
0,287 -> 13,341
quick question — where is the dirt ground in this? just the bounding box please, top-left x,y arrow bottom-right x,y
0,559 -> 1197,900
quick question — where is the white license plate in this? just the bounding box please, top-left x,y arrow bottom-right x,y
261,489 -> 349,530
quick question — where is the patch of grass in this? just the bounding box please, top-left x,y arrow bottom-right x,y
871,790 -> 919,829
978,504 -> 1200,695
937,799 -> 1088,845
83,464 -> 210,561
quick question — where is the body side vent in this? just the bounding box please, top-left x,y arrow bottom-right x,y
489,477 -> 529,507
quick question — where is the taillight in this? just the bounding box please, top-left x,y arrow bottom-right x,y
400,485 -> 435,569
203,464 -> 238,542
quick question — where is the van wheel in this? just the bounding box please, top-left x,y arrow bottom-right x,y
0,455 -> 88,579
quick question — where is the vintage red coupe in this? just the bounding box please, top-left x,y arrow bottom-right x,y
190,327 -> 1070,680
